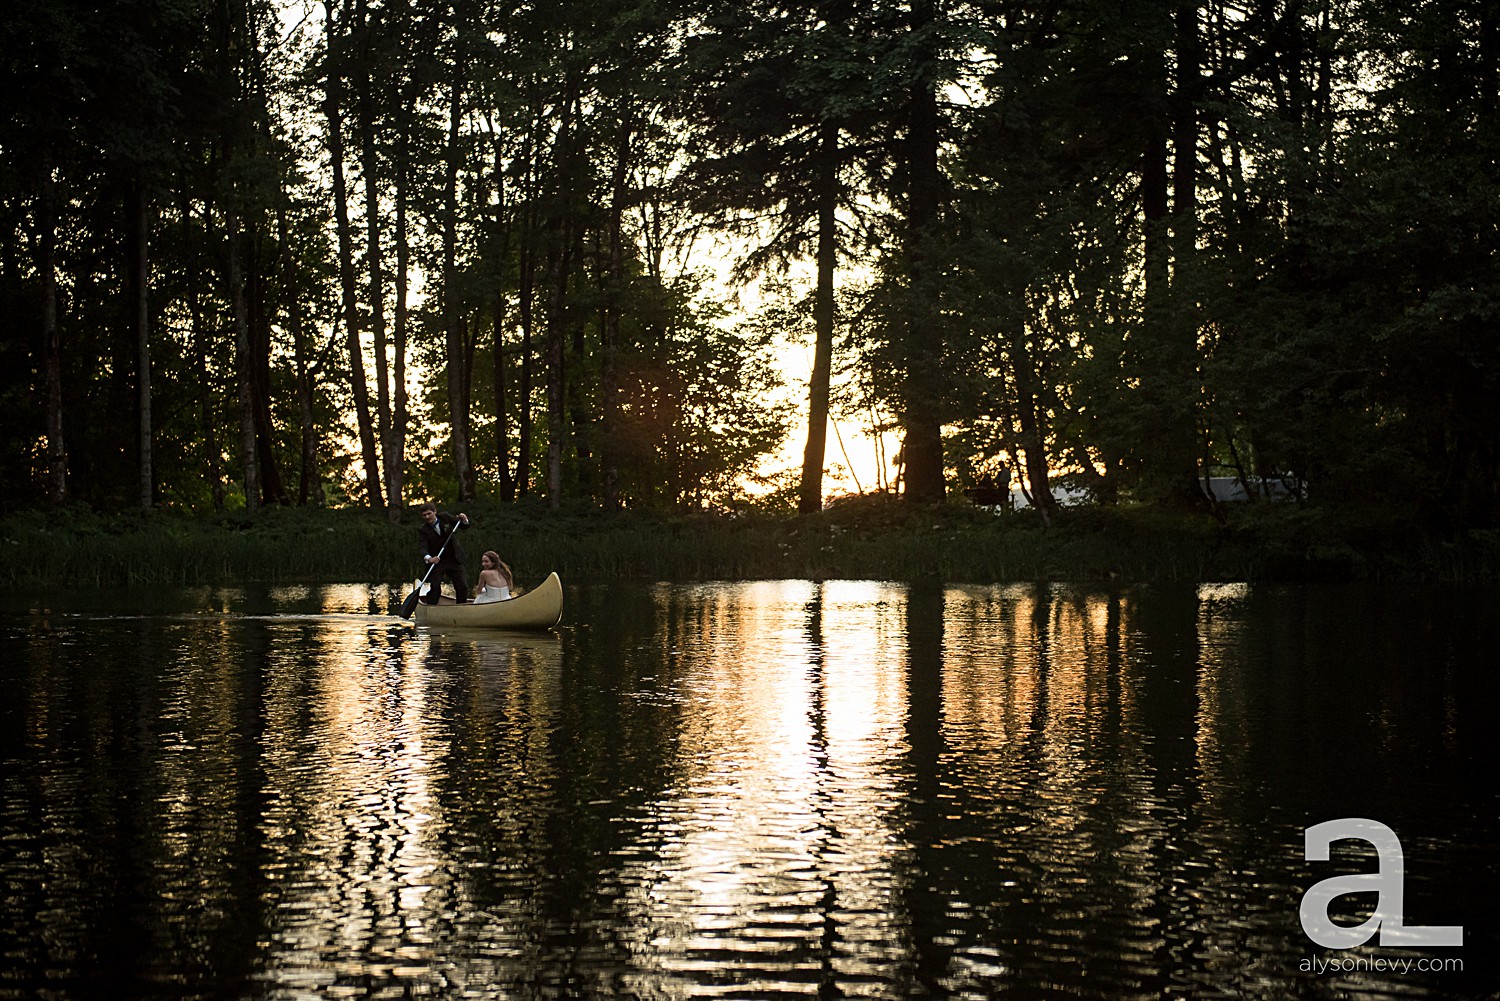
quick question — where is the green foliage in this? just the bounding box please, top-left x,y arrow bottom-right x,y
612,276 -> 791,508
3,0 -> 1498,539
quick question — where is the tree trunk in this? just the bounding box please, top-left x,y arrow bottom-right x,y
40,156 -> 67,505
1142,99 -> 1170,303
517,199 -> 537,498
393,90 -> 412,516
129,183 -> 152,511
599,117 -> 633,511
1481,2 -> 1498,118
1009,328 -> 1055,518
545,229 -> 568,511
443,23 -> 476,501
1136,22 -> 1202,507
1173,3 -> 1201,264
598,290 -> 617,508
189,293 -> 225,512
294,298 -> 323,509
569,295 -> 591,499
484,117 -> 515,502
356,0 -> 397,521
1172,2 -> 1211,511
323,0 -> 383,510
544,99 -> 580,511
277,203 -> 323,508
494,291 -> 512,500
227,212 -> 261,515
900,0 -> 945,504
799,119 -> 840,513
240,19 -> 289,510
247,221 -> 289,506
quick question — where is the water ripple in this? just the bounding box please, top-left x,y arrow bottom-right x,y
0,582 -> 1494,999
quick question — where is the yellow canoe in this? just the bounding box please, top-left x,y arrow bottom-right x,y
412,571 -> 563,630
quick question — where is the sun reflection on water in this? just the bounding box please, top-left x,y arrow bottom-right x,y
1,581 -> 1491,999
252,622 -> 447,992
598,581 -> 920,996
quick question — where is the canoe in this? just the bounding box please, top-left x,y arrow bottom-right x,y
412,571 -> 563,630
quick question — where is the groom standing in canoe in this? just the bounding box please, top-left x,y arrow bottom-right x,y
416,501 -> 471,604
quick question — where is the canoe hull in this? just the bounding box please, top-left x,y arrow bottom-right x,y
412,571 -> 563,630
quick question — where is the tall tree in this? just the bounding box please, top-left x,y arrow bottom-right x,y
441,0 -> 477,502
354,0 -> 400,520
681,0 -> 881,511
129,183 -> 152,510
897,0 -> 947,505
40,156 -> 67,504
323,0 -> 384,510
227,209 -> 262,514
387,0 -> 432,513
212,0 -> 260,514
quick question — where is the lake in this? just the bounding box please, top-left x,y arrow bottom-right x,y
1,581 -> 1495,999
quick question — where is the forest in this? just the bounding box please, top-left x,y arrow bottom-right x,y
2,0 -> 1497,534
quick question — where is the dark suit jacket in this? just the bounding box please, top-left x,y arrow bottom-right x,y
417,513 -> 467,567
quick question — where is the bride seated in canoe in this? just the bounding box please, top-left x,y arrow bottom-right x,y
473,551 -> 514,603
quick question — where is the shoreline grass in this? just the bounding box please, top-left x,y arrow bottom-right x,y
2,497 -> 1497,589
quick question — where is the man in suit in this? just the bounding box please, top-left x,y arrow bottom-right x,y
416,501 -> 471,604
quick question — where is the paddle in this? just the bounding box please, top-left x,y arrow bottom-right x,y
397,521 -> 460,619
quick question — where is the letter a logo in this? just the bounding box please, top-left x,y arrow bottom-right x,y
1301,818 -> 1462,949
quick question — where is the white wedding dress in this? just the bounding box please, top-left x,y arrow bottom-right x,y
474,583 -> 511,604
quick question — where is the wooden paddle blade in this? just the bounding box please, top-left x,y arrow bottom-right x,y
397,588 -> 421,619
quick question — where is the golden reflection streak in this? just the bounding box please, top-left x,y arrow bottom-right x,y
938,586 -> 1177,994
1194,583 -> 1255,816
253,597 -> 451,993
611,581 -> 916,996
1191,582 -> 1287,986
435,628 -> 564,995
814,581 -> 922,983
137,615 -> 245,973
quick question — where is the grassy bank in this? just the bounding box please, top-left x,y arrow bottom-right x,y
2,496 -> 1497,588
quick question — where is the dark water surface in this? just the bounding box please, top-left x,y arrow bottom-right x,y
1,581 -> 1495,1000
